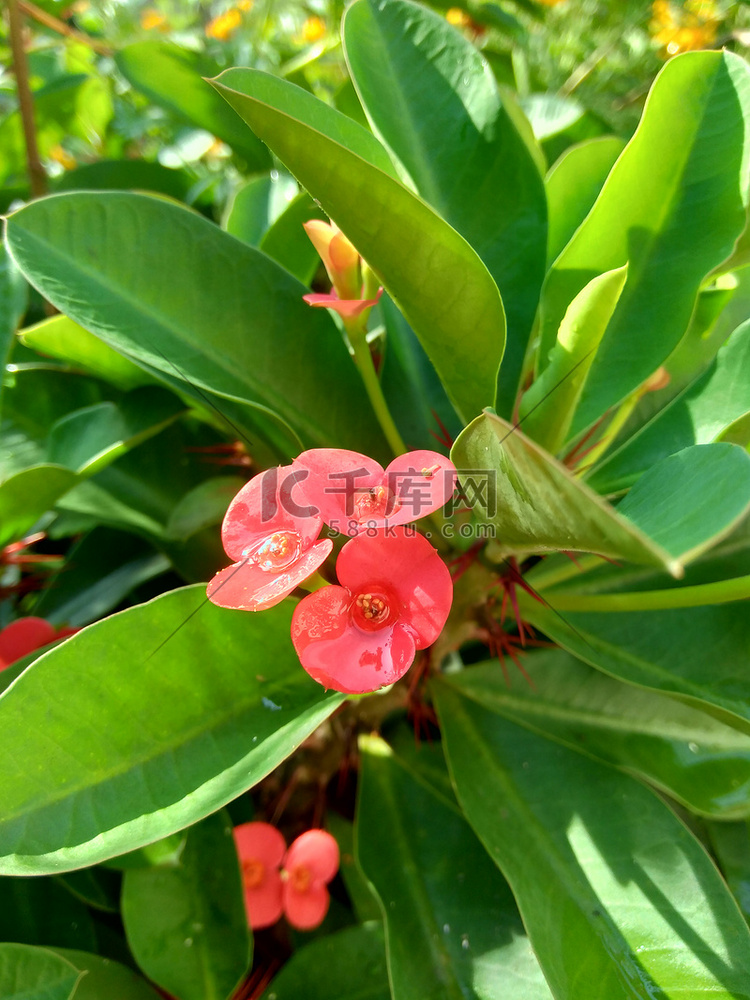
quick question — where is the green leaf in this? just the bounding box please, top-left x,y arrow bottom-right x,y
0,944 -> 81,1000
0,465 -> 79,548
518,265 -> 628,452
589,319 -> 750,493
444,652 -> 750,818
451,411 -> 679,572
707,821 -> 750,925
545,136 -> 625,265
166,478 -> 246,541
435,683 -> 750,1000
19,315 -> 156,392
615,443 -> 750,562
115,42 -> 270,169
6,192 -> 387,458
0,875 -> 96,949
122,810 -> 250,1000
539,51 -> 750,437
343,0 -> 545,414
520,599 -> 750,735
0,587 -> 343,874
224,173 -> 299,246
259,192 -> 327,285
0,241 -> 28,419
260,924 -> 390,1000
47,388 -> 186,476
51,160 -> 194,202
356,735 -> 553,1000
49,949 -> 162,1000
211,68 -> 506,424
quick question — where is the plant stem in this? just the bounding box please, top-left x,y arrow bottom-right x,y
7,0 -> 47,198
538,573 -> 750,612
348,325 -> 408,457
18,0 -> 112,55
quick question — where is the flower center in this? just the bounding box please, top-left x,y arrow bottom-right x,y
351,591 -> 395,631
288,865 -> 312,893
244,531 -> 302,572
352,485 -> 401,523
242,857 -> 266,889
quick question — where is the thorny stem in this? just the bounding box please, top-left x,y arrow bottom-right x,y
537,573 -> 750,612
7,0 -> 47,198
346,320 -> 408,458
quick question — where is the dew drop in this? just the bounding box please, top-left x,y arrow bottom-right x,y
443,923 -> 451,934
688,742 -> 699,753
270,169 -> 279,181
184,938 -> 193,948
262,697 -> 281,711
461,934 -> 470,950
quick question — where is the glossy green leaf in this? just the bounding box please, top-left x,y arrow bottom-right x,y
707,821 -> 750,925
444,652 -> 750,818
519,265 -> 628,452
521,92 -> 585,141
55,867 -> 121,913
19,316 -> 155,392
0,465 -> 79,548
344,0 -> 546,414
615,444 -> 750,562
47,388 -> 186,476
224,173 -> 298,246
451,411 -> 679,571
539,51 -> 750,437
50,949 -> 162,1000
589,319 -> 750,493
51,160 -> 193,201
260,924 -> 389,1000
0,944 -> 81,1000
435,683 -> 750,1000
356,735 -> 553,1000
166,477 -> 246,541
0,875 -> 96,950
520,599 -> 750,735
545,136 -> 625,265
0,241 -> 27,419
115,42 -> 270,169
0,587 -> 344,874
6,192 -> 387,458
259,192 -> 327,285
122,810 -> 250,1000
211,68 -> 506,423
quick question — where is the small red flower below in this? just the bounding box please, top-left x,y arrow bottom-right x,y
0,617 -> 79,671
233,822 -> 339,931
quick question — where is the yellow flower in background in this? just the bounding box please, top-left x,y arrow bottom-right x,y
535,0 -> 567,6
236,0 -> 253,9
446,8 -> 471,27
650,0 -> 720,57
140,8 -> 168,31
206,7 -> 242,41
301,16 -> 326,43
49,145 -> 77,171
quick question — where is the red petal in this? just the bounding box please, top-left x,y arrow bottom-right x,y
245,872 -> 284,929
233,822 -> 286,867
284,830 -> 339,884
293,449 -> 383,531
0,617 -> 57,670
292,588 -> 417,693
282,882 -> 330,930
207,539 -> 333,611
221,466 -> 322,562
382,450 -> 457,525
302,292 -> 381,318
336,529 -> 452,648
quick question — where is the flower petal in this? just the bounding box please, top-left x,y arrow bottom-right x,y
293,449 -> 383,531
302,291 -> 382,318
245,871 -> 284,930
284,830 -> 339,884
221,466 -> 322,562
336,529 -> 452,648
382,450 -> 457,525
207,539 -> 333,612
282,882 -> 330,931
0,617 -> 57,670
291,587 -> 417,693
233,822 -> 286,867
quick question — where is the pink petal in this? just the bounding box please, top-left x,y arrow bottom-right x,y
292,587 -> 417,693
284,830 -> 339,884
0,617 -> 57,670
293,449 -> 383,531
382,450 -> 457,525
336,529 -> 452,648
233,822 -> 286,867
207,539 -> 333,611
302,292 -> 382,318
221,466 -> 323,562
245,871 -> 284,930
282,882 -> 330,930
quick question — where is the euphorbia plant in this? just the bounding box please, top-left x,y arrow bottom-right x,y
2,1 -> 750,998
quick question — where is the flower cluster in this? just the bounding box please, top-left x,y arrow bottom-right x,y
650,0 -> 719,56
234,822 -> 339,931
302,222 -> 382,320
207,448 -> 455,693
0,617 -> 79,671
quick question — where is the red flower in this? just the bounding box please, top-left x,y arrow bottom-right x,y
293,448 -> 456,536
303,288 -> 383,318
0,617 -> 79,671
207,466 -> 333,612
291,528 -> 453,693
234,822 -> 339,931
